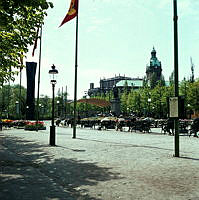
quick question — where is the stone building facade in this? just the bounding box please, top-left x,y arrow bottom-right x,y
88,75 -> 143,97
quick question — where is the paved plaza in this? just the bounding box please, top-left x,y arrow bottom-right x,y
0,122 -> 199,200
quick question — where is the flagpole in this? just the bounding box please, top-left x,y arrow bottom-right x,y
73,0 -> 79,139
19,66 -> 22,119
36,25 -> 42,130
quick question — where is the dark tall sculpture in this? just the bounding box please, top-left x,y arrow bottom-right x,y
26,62 -> 37,120
110,86 -> 121,116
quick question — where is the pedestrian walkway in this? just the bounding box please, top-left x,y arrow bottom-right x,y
1,127 -> 199,200
0,132 -> 76,200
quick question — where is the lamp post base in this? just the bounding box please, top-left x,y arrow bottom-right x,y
49,125 -> 56,146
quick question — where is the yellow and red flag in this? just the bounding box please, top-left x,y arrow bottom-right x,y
59,0 -> 78,27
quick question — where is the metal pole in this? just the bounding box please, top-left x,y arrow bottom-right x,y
50,83 -> 56,146
19,67 -> 22,119
62,87 -> 64,118
73,0 -> 79,139
36,25 -> 42,131
173,0 -> 179,157
1,84 -> 4,120
65,85 -> 67,117
7,67 -> 12,119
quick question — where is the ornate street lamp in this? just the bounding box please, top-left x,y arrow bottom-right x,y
49,64 -> 58,146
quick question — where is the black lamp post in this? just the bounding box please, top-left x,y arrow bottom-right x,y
148,98 -> 151,117
49,64 -> 58,146
41,105 -> 44,120
16,101 -> 19,119
26,105 -> 29,120
84,91 -> 88,117
57,100 -> 60,118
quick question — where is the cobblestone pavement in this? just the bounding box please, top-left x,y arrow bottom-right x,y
0,122 -> 199,200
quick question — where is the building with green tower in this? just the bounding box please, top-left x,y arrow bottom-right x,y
146,47 -> 164,88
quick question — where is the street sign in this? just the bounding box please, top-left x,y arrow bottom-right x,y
169,97 -> 179,118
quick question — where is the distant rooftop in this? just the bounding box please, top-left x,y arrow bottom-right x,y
100,75 -> 133,81
116,79 -> 143,87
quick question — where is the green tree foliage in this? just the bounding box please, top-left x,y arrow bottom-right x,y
0,84 -> 53,119
39,94 -> 51,119
179,78 -> 188,100
151,83 -> 168,118
127,90 -> 141,116
0,0 -> 53,83
0,84 -> 26,119
81,79 -> 199,119
169,71 -> 174,86
120,91 -> 128,114
142,76 -> 148,88
187,80 -> 199,114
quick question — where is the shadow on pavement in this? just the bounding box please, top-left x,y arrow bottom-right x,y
0,135 -> 121,200
77,137 -> 175,152
179,156 -> 199,161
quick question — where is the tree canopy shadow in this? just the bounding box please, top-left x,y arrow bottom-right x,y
0,134 -> 121,200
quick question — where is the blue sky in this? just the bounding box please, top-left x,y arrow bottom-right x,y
16,0 -> 199,99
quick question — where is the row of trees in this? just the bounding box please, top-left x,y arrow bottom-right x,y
0,78 -> 199,120
0,84 -> 49,119
0,84 -> 91,120
90,79 -> 199,119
